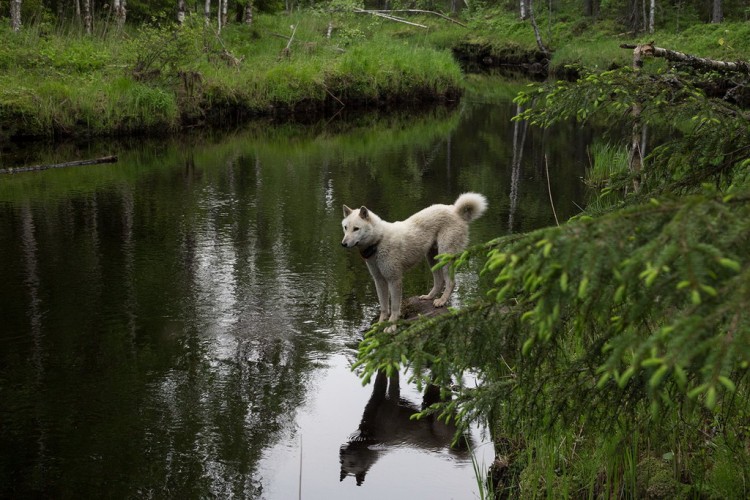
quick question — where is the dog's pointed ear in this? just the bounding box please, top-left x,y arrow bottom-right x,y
359,206 -> 370,220
343,205 -> 352,217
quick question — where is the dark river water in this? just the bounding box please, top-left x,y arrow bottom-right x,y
0,76 -> 592,499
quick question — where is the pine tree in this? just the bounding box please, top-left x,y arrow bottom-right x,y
355,66 -> 750,490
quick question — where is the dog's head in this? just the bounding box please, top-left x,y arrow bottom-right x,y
341,205 -> 377,249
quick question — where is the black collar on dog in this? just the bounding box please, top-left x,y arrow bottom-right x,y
360,244 -> 378,259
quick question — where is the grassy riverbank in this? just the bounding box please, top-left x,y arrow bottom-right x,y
2,5 -> 749,139
0,12 -> 463,139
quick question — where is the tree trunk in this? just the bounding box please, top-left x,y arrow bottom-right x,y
583,0 -> 593,17
82,0 -> 92,35
113,0 -> 127,29
10,0 -> 22,31
627,44 -> 648,191
177,0 -> 186,24
204,0 -> 211,26
528,0 -> 549,56
628,0 -> 640,31
711,0 -> 723,23
622,42 -> 750,74
648,0 -> 655,33
221,0 -> 228,27
519,0 -> 528,20
217,0 -> 222,32
583,0 -> 600,17
243,1 -> 253,25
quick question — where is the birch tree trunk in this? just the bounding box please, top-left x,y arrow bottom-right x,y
519,0 -> 528,20
217,0 -> 222,32
244,1 -> 253,25
177,0 -> 186,24
82,0 -> 92,35
711,0 -> 723,23
10,0 -> 22,32
221,0 -> 228,27
528,0 -> 549,55
204,0 -> 211,26
113,0 -> 127,29
623,41 -> 750,74
648,0 -> 655,34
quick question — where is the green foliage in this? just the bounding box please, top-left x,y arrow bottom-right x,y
126,16 -> 204,79
354,38 -> 750,497
515,68 -> 750,197
0,10 -> 464,138
38,38 -> 111,72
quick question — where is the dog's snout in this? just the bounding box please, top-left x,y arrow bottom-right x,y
341,241 -> 348,247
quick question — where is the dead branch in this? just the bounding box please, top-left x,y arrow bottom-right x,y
365,9 -> 467,28
353,9 -> 428,28
279,23 -> 298,59
0,155 -> 118,175
210,26 -> 244,69
621,42 -> 750,74
285,24 -> 298,52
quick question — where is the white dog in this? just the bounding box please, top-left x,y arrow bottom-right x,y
341,193 -> 487,332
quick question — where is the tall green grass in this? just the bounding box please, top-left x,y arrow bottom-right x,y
0,12 -> 465,138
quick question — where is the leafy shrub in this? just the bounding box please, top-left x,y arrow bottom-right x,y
38,39 -> 111,72
126,15 -> 204,79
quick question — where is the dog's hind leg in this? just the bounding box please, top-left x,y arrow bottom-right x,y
419,244 -> 445,301
431,230 -> 467,307
433,267 -> 454,308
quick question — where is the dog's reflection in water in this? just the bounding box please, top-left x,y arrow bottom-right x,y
339,370 -> 470,486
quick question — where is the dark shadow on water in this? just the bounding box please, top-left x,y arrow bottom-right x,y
339,370 -> 470,486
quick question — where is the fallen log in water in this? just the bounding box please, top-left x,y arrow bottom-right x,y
621,41 -> 750,74
0,155 -> 118,174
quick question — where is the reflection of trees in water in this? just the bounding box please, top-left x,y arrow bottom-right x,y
0,92 -> 593,497
508,103 -> 528,234
1,162 -> 328,497
20,203 -> 49,487
137,155 -> 330,497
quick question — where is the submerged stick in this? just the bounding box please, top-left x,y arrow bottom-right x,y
0,155 -> 118,174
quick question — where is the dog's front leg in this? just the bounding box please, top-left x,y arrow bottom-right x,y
374,276 -> 390,323
367,262 -> 390,323
385,279 -> 403,333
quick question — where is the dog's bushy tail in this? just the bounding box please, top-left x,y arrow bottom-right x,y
453,192 -> 488,222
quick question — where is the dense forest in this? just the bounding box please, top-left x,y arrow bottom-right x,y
2,0 -> 749,33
